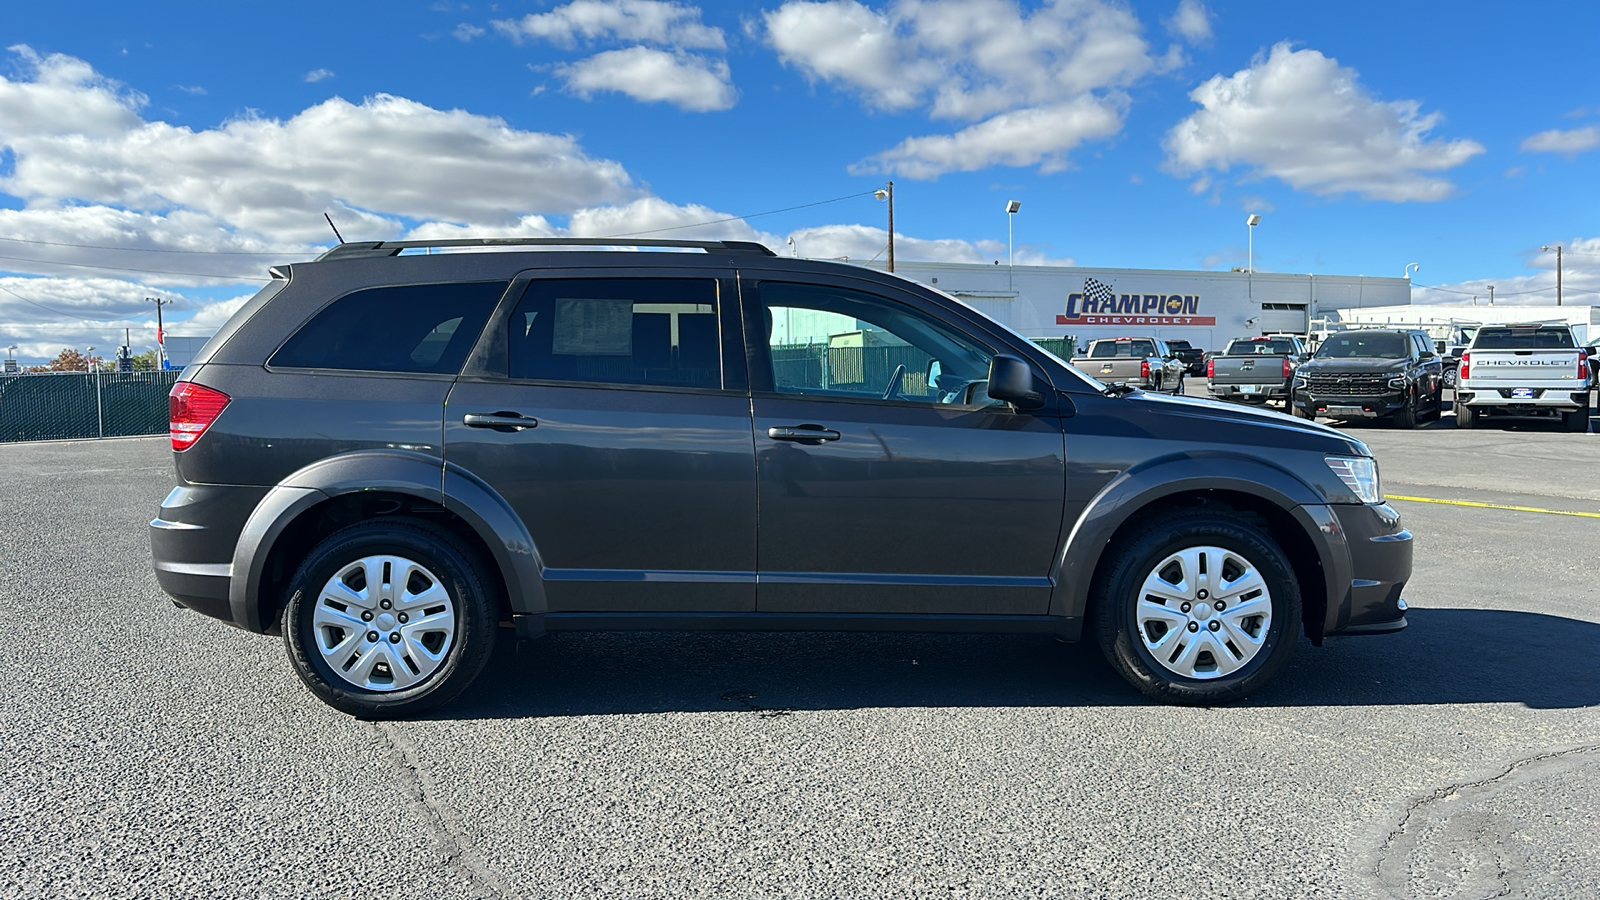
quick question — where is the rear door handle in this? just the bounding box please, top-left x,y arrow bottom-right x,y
463,412 -> 539,432
768,425 -> 841,443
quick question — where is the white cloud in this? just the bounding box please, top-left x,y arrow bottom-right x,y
558,47 -> 737,111
764,0 -> 1168,178
1164,42 -> 1485,202
303,68 -> 335,83
453,23 -> 486,41
0,206 -> 298,285
1164,0 -> 1212,46
1413,236 -> 1600,307
0,48 -> 643,243
493,0 -> 726,50
175,84 -> 207,96
1520,126 -> 1600,156
854,99 -> 1124,179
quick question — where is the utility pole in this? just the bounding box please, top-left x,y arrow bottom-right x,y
875,182 -> 895,273
1488,285 -> 1495,306
148,297 -> 174,369
1541,245 -> 1563,306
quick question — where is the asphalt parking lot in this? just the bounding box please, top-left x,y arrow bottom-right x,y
4,415 -> 1599,899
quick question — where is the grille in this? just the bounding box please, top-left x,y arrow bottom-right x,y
1305,374 -> 1388,396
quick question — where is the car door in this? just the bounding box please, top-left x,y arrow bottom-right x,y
742,273 -> 1068,616
445,269 -> 757,614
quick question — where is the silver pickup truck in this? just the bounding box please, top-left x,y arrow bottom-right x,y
1071,337 -> 1185,393
1207,336 -> 1308,404
1456,324 -> 1591,431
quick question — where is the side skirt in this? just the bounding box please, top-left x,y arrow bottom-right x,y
514,612 -> 1082,641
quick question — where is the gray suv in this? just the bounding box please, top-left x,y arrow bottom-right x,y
151,238 -> 1411,717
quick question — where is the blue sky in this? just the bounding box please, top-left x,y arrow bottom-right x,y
2,0 -> 1597,363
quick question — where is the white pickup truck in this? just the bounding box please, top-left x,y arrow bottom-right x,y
1456,324 -> 1591,431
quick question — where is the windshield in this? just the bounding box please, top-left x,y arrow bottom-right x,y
1315,333 -> 1407,359
1225,339 -> 1297,355
1090,340 -> 1155,358
1472,327 -> 1575,350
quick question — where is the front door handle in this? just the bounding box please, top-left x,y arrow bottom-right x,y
768,425 -> 841,443
463,412 -> 539,432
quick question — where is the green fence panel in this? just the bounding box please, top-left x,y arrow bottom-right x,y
0,371 -> 180,443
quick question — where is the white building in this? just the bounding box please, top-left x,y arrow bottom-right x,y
845,260 -> 1412,354
1327,304 -> 1600,346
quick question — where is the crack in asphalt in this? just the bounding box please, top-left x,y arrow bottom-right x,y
373,722 -> 517,900
1367,743 -> 1600,899
720,690 -> 793,717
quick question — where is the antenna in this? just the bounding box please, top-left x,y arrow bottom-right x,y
324,213 -> 346,244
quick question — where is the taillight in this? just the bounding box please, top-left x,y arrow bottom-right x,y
1459,352 -> 1470,382
1580,350 -> 1590,382
1141,359 -> 1150,379
1207,357 -> 1215,378
169,382 -> 231,452
1282,358 -> 1292,378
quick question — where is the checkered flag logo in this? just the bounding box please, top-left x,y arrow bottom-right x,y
1084,277 -> 1115,308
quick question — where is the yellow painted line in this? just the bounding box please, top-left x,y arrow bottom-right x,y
1385,494 -> 1600,519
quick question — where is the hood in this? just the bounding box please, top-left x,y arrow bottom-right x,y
1120,389 -> 1369,456
1299,357 -> 1410,374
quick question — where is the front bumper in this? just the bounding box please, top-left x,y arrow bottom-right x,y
151,483 -> 267,626
1326,502 -> 1411,636
1294,391 -> 1406,419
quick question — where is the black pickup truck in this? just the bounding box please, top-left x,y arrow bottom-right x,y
1166,339 -> 1206,376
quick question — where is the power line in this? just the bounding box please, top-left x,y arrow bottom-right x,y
600,191 -> 878,238
0,282 -> 158,322
0,253 -> 269,281
0,235 -> 291,255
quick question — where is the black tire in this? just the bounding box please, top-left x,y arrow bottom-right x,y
1563,402 -> 1590,433
1092,512 -> 1302,706
1421,385 -> 1444,423
1288,392 -> 1311,419
1455,400 -> 1478,429
1392,389 -> 1418,429
283,518 -> 498,719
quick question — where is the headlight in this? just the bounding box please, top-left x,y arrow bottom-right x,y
1294,376 -> 1309,389
1326,456 -> 1382,504
1387,376 -> 1408,389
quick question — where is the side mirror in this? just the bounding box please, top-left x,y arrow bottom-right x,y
987,355 -> 1044,410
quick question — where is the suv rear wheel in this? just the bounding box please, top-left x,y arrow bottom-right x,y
1092,513 -> 1301,705
282,519 -> 497,718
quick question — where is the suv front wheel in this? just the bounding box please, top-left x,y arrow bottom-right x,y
282,519 -> 498,718
1092,513 -> 1301,705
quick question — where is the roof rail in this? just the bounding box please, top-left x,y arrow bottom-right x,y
316,237 -> 777,261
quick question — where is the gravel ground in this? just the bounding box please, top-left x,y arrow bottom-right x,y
2,431 -> 1597,899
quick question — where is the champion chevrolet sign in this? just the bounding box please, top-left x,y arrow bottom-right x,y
1057,292 -> 1216,326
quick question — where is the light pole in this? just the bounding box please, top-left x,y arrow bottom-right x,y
85,346 -> 95,373
874,182 -> 895,273
1541,244 -> 1563,306
1488,285 -> 1495,306
1006,200 -> 1022,290
1404,263 -> 1419,280
1246,214 -> 1262,273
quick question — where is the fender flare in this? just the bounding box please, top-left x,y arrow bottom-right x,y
1046,452 -> 1352,636
229,450 -> 545,633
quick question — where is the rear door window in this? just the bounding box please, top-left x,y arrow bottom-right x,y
270,281 -> 506,375
507,278 -> 723,389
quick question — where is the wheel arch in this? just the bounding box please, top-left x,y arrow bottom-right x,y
1049,455 -> 1349,645
229,450 -> 544,634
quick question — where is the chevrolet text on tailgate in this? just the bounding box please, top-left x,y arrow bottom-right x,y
150,238 -> 1412,718
1456,324 -> 1591,431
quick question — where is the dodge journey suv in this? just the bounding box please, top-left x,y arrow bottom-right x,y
151,238 -> 1411,717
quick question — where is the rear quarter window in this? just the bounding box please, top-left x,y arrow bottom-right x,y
269,281 -> 507,374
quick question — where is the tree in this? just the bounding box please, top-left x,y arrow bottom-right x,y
130,349 -> 161,371
45,349 -> 91,372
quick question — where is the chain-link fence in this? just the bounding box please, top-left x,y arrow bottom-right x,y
0,371 -> 181,443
